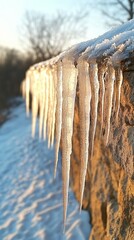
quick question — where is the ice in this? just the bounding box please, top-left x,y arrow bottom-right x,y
31,70 -> 40,137
98,64 -> 106,136
115,67 -> 123,121
78,60 -> 91,210
89,62 -> 99,156
103,65 -> 115,145
25,70 -> 31,116
47,68 -> 53,148
39,69 -> 46,138
43,68 -> 49,140
54,62 -> 62,178
61,59 -> 78,227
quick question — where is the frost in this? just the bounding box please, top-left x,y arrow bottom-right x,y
22,19 -> 134,227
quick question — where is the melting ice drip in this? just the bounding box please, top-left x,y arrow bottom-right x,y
22,19 -> 134,228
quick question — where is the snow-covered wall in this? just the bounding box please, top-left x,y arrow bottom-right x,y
22,19 -> 134,231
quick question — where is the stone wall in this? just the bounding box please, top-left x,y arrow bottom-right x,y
70,64 -> 134,239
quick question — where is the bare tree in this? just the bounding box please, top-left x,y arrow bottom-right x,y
20,10 -> 88,61
98,0 -> 134,25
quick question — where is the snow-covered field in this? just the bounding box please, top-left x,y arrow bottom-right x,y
0,99 -> 90,240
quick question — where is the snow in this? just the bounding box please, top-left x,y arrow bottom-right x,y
0,101 -> 90,240
22,19 -> 134,227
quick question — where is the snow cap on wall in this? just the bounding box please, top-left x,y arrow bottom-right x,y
22,19 -> 134,228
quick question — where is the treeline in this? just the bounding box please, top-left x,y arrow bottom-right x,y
0,10 -> 88,111
0,47 -> 35,110
1,0 -> 133,111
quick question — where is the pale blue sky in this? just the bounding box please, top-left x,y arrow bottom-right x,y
0,0 -> 107,50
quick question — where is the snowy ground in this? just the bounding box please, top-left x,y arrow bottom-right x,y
0,98 -> 90,240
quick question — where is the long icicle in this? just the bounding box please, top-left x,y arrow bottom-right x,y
98,64 -> 106,136
61,59 -> 78,229
115,67 -> 123,121
47,68 -> 53,148
78,60 -> 91,211
50,66 -> 57,147
112,74 -> 117,116
104,65 -> 115,145
31,70 -> 39,137
54,62 -> 62,178
39,68 -> 46,139
43,67 -> 49,140
25,70 -> 31,116
89,61 -> 99,157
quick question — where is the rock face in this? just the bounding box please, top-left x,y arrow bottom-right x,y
70,65 -> 134,239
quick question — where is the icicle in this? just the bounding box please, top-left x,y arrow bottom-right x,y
50,66 -> 57,147
78,60 -> 91,211
25,70 -> 31,116
89,61 -> 99,157
104,65 -> 115,145
54,62 -> 62,178
39,68 -> 46,139
31,70 -> 40,137
47,68 -> 55,148
115,67 -> 123,121
112,75 -> 117,115
61,59 -> 78,228
98,64 -> 106,136
47,68 -> 51,147
43,68 -> 49,140
47,69 -> 52,147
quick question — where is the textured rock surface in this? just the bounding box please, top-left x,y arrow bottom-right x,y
70,64 -> 134,239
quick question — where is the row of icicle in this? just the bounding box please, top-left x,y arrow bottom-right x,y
22,59 -> 123,228
22,19 -> 134,229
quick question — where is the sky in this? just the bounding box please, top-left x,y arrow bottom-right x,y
0,0 -> 108,51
